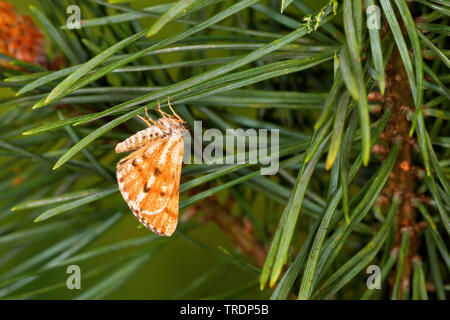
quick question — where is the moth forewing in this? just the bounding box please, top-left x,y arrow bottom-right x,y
115,115 -> 187,236
138,135 -> 183,236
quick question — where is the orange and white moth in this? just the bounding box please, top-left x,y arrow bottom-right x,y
115,98 -> 189,236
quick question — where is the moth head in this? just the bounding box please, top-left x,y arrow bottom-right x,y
175,118 -> 190,135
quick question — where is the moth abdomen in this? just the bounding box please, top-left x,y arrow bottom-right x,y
115,127 -> 165,153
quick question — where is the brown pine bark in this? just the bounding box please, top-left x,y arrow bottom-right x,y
381,47 -> 422,299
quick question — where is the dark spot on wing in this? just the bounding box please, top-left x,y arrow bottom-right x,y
154,168 -> 162,176
132,160 -> 138,167
160,191 -> 166,197
143,183 -> 150,193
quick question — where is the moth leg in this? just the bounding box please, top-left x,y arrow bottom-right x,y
137,115 -> 152,127
167,96 -> 183,122
157,101 -> 169,131
158,100 -> 173,120
145,106 -> 159,126
137,106 -> 158,128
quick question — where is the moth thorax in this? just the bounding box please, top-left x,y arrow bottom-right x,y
158,118 -> 188,135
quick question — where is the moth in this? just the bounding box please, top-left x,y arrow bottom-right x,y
115,98 -> 189,236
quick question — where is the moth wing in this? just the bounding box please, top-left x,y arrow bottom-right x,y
140,136 -> 183,236
116,135 -> 183,236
